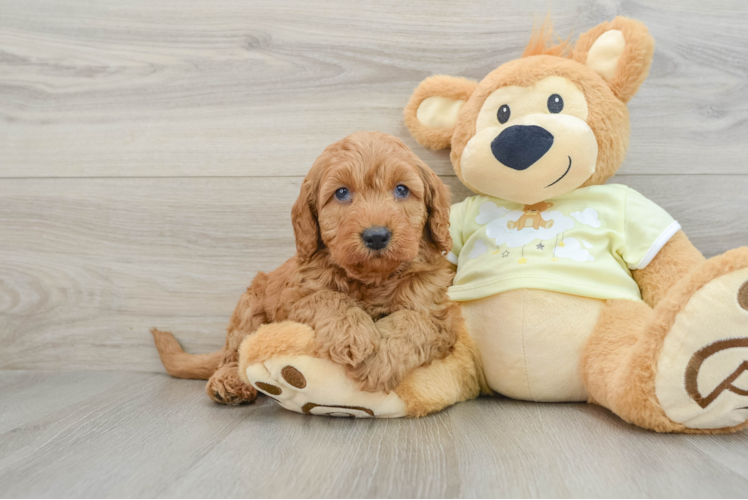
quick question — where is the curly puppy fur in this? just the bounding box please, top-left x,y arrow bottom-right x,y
152,131 -> 460,404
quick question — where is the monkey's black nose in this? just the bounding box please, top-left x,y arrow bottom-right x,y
491,125 -> 554,171
361,226 -> 391,250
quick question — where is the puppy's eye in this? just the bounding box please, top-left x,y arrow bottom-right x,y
547,94 -> 564,113
394,185 -> 409,199
497,104 -> 511,124
334,187 -> 351,202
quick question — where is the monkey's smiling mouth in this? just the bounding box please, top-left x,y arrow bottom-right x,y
545,156 -> 572,188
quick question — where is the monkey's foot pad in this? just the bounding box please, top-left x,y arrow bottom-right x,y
656,262 -> 748,430
245,355 -> 407,418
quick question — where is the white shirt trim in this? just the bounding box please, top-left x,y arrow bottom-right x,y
446,252 -> 459,265
629,221 -> 681,270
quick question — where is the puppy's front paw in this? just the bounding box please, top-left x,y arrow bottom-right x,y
206,363 -> 257,405
331,339 -> 376,367
348,353 -> 404,394
316,331 -> 376,367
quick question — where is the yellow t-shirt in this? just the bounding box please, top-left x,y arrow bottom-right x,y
447,184 -> 681,302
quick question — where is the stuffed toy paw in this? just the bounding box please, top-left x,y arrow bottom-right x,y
240,322 -> 407,417
652,254 -> 748,430
238,320 -> 486,418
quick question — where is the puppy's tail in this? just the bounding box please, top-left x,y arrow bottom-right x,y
150,328 -> 222,380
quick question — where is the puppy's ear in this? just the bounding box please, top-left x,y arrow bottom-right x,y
404,75 -> 477,151
570,17 -> 654,103
291,163 -> 324,260
418,163 -> 452,254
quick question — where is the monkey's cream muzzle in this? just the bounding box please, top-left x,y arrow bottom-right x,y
460,76 -> 599,205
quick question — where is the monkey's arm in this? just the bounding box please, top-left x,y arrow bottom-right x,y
631,231 -> 705,307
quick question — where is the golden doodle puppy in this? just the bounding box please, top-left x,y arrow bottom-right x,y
152,132 -> 485,417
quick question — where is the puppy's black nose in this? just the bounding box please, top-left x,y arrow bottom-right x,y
361,226 -> 391,250
491,125 -> 554,171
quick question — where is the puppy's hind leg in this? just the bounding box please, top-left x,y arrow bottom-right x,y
207,361 -> 257,405
206,278 -> 269,405
206,323 -> 263,405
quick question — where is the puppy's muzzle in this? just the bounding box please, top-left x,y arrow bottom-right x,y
491,125 -> 554,171
361,226 -> 391,251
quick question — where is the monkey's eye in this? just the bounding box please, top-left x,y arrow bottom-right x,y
497,104 -> 511,124
334,187 -> 351,202
394,184 -> 410,199
547,94 -> 564,113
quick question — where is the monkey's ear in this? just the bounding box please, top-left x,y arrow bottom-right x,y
404,75 -> 477,151
570,17 -> 654,103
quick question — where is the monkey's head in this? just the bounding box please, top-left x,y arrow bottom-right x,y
404,17 -> 654,205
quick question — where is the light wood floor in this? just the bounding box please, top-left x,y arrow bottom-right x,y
1,0 -> 748,497
1,371 -> 748,498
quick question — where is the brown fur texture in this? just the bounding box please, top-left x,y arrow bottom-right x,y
152,131 -> 463,404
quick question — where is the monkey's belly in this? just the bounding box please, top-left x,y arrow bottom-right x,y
460,289 -> 604,402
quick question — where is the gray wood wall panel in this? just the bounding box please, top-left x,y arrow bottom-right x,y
1,0 -> 748,177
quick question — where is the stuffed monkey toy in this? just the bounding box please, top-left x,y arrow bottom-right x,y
403,17 -> 748,433
239,17 -> 748,431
